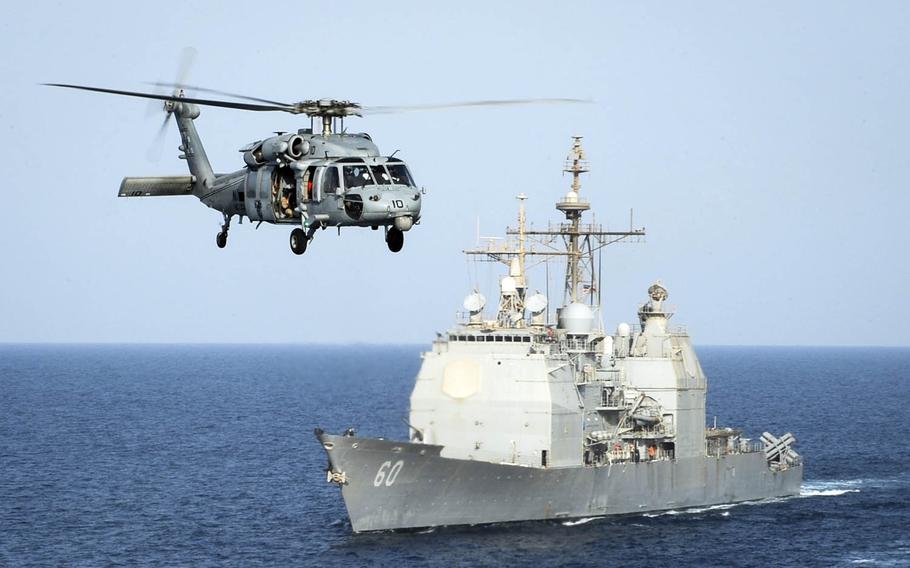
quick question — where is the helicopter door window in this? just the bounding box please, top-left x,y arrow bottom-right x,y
303,166 -> 317,201
370,165 -> 392,185
342,165 -> 374,190
387,164 -> 416,187
322,166 -> 340,196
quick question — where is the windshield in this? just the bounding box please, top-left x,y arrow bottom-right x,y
370,165 -> 392,185
387,164 -> 415,187
342,165 -> 374,190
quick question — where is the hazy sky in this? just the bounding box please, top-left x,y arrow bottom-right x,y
1,1 -> 908,346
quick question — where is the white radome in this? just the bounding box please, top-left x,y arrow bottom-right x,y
526,294 -> 548,315
500,276 -> 517,295
558,302 -> 594,334
463,292 -> 486,313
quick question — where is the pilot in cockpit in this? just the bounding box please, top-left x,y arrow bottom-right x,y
343,165 -> 372,189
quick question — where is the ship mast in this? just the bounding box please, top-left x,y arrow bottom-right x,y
557,136 -> 591,304
517,192 -> 527,290
463,137 -> 646,326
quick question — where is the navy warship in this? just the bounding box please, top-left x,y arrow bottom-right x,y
316,137 -> 802,532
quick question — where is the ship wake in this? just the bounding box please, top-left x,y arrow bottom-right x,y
643,502 -> 739,518
561,517 -> 603,526
800,479 -> 870,497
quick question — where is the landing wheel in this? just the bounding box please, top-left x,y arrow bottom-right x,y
216,231 -> 227,249
290,228 -> 308,255
386,227 -> 404,253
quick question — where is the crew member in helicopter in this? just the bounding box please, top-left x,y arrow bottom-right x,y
280,187 -> 297,218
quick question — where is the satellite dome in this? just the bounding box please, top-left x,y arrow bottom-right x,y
500,276 -> 517,295
617,322 -> 631,337
558,302 -> 594,334
463,292 -> 486,313
526,294 -> 548,315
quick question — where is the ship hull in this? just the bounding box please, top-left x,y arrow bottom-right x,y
317,432 -> 803,533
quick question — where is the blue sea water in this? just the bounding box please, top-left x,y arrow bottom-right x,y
1,344 -> 908,567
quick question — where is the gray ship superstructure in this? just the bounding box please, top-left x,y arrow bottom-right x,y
317,137 -> 802,532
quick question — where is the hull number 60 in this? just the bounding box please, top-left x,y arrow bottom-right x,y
373,460 -> 404,487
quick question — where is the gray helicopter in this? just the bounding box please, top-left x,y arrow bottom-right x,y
47,81 -> 587,255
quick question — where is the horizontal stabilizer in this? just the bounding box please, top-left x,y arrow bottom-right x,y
119,176 -> 195,197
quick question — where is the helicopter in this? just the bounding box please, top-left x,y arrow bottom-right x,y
47,80 -> 588,255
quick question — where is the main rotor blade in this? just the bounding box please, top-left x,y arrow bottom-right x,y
43,83 -> 298,113
147,81 -> 291,107
361,98 -> 594,115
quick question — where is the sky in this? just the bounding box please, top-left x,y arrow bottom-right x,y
1,1 -> 908,346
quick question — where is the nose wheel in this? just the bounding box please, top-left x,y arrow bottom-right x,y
290,228 -> 308,255
386,227 -> 404,253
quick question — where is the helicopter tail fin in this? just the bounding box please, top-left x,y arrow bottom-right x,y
119,176 -> 195,197
173,105 -> 216,195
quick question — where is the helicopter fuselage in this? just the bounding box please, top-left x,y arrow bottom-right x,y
230,130 -> 422,230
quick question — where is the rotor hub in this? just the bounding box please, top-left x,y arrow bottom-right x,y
292,99 -> 362,117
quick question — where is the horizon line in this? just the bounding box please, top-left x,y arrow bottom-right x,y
0,342 -> 908,349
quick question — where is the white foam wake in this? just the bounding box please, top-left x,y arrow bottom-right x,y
643,502 -> 739,518
801,488 -> 860,497
561,516 -> 601,526
800,479 -> 865,497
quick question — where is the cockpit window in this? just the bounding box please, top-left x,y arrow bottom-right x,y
342,165 -> 374,190
387,164 -> 415,187
370,165 -> 392,185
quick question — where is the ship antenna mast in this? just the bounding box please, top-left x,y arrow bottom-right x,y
517,193 -> 527,290
463,136 -> 646,324
557,136 -> 591,304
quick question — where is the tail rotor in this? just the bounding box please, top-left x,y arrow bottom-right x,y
145,47 -> 197,162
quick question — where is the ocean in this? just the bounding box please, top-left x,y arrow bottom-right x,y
1,345 -> 908,567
